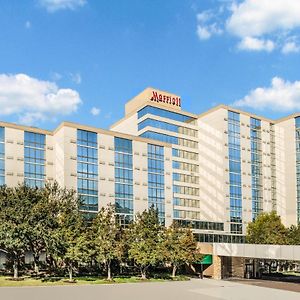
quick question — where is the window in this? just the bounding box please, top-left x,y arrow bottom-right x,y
115,137 -> 133,225
295,117 -> 300,224
140,131 -> 198,148
138,106 -> 196,123
148,144 -> 165,224
24,132 -> 45,188
250,118 -> 263,220
0,127 -> 4,186
138,118 -> 197,137
77,129 -> 98,212
172,148 -> 198,161
228,111 -> 243,234
174,219 -> 224,231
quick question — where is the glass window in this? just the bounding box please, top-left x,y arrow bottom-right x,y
77,129 -> 98,212
138,106 -> 195,123
24,132 -> 45,188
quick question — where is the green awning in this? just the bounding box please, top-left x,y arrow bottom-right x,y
195,255 -> 213,265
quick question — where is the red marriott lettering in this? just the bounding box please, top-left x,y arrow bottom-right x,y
150,91 -> 181,107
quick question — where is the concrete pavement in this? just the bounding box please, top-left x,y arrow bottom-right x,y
1,278 -> 299,300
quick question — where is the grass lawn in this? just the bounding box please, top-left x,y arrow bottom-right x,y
0,275 -> 190,287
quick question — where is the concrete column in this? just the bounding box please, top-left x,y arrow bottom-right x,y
212,255 -> 222,279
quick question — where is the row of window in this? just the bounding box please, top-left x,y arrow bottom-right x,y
173,209 -> 200,220
138,118 -> 197,137
172,148 -> 198,161
173,173 -> 199,184
174,219 -> 224,231
173,197 -> 200,208
195,233 -> 245,244
172,161 -> 199,172
138,105 -> 196,124
173,185 -> 199,196
141,131 -> 198,148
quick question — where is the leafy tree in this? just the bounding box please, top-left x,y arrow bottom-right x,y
287,225 -> 300,245
246,211 -> 288,245
45,184 -> 88,281
0,185 -> 34,278
127,208 -> 164,279
90,205 -> 121,280
163,223 -> 201,277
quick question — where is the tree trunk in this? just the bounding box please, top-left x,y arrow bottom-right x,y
68,265 -> 73,282
107,261 -> 112,281
33,253 -> 40,274
13,259 -> 18,279
172,265 -> 177,278
141,267 -> 147,280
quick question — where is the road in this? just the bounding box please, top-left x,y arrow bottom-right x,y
1,278 -> 299,300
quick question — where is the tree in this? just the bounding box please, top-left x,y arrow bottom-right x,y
0,185 -> 33,278
287,225 -> 300,245
163,223 -> 201,277
90,205 -> 120,280
26,182 -> 82,274
127,208 -> 164,279
46,184 -> 88,282
246,211 -> 288,245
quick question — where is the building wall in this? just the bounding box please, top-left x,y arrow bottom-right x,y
0,87 -> 299,235
275,118 -> 297,226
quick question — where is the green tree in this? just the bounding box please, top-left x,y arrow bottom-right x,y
46,185 -> 88,281
246,211 -> 288,245
287,225 -> 300,245
90,205 -> 120,280
0,185 -> 33,278
127,208 -> 164,279
163,223 -> 201,277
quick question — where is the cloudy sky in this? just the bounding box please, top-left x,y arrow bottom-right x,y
0,0 -> 300,129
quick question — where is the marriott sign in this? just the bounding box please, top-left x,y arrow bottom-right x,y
150,91 -> 181,107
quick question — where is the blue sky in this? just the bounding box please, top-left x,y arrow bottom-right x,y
0,0 -> 300,130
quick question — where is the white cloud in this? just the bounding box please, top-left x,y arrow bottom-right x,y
196,10 -> 223,40
25,21 -> 31,29
233,77 -> 300,111
196,26 -> 211,40
0,73 -> 82,125
50,72 -> 62,81
196,23 -> 223,40
227,0 -> 300,38
39,0 -> 87,12
197,11 -> 213,23
282,41 -> 300,54
196,0 -> 300,53
70,72 -> 81,84
90,107 -> 100,116
238,37 -> 275,52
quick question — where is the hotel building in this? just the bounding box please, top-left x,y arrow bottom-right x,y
0,87 -> 300,243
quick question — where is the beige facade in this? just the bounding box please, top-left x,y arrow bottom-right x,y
1,88 -> 300,241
